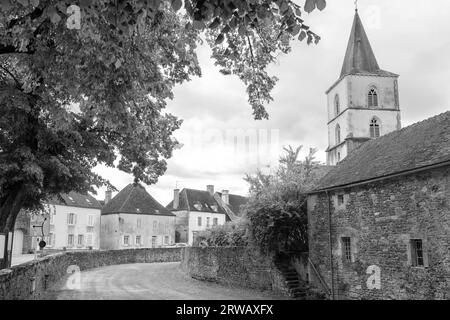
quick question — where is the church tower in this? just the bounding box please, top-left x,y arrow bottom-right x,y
326,9 -> 401,166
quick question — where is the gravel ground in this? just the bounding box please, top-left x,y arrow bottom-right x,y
46,262 -> 291,300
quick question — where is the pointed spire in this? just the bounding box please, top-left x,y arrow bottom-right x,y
340,10 -> 380,77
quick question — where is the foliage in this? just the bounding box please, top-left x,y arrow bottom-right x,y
243,146 -> 322,253
0,1 -> 325,236
193,218 -> 249,247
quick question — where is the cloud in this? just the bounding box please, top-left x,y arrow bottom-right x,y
94,0 -> 450,206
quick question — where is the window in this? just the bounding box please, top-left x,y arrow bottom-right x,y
197,217 -> 202,226
86,233 -> 93,247
370,118 -> 380,138
164,236 -> 169,245
153,221 -> 157,232
193,202 -> 203,211
342,237 -> 352,262
335,125 -> 341,144
67,213 -> 76,225
87,215 -> 94,227
77,234 -> 84,246
334,94 -> 340,115
206,217 -> 210,228
137,219 -> 141,228
151,236 -> 157,248
337,152 -> 341,163
135,235 -> 141,246
67,234 -> 74,246
213,218 -> 218,226
368,88 -> 378,107
411,239 -> 424,267
123,235 -> 130,246
337,194 -> 344,206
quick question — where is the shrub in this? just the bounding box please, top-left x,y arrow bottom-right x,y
193,219 -> 249,247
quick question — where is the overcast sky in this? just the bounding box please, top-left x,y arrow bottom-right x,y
94,0 -> 450,205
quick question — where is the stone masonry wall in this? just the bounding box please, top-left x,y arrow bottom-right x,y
308,166 -> 450,300
0,248 -> 183,300
181,246 -> 291,297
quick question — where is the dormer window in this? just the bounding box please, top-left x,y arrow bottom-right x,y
68,196 -> 75,202
211,204 -> 218,212
368,88 -> 378,107
193,202 -> 203,211
334,94 -> 340,116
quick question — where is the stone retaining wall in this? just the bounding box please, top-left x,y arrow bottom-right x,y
0,248 -> 183,300
181,246 -> 291,296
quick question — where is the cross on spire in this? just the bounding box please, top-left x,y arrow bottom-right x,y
354,0 -> 358,11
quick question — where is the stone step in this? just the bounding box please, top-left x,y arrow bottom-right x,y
283,273 -> 298,278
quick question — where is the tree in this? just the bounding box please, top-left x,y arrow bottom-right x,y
0,0 -> 325,266
243,146 -> 322,253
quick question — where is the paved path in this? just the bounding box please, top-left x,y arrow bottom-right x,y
48,262 -> 290,300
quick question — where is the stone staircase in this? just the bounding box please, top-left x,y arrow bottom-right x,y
275,257 -> 307,299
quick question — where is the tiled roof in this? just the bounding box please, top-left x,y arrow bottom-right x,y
102,183 -> 174,216
215,192 -> 249,218
314,111 -> 450,191
166,188 -> 226,214
47,191 -> 102,209
340,10 -> 396,78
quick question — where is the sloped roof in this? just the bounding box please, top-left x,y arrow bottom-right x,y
166,188 -> 226,214
215,192 -> 249,218
340,10 -> 396,78
314,111 -> 450,191
47,191 -> 102,209
102,183 -> 174,216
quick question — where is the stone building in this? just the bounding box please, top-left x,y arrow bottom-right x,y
307,111 -> 450,300
326,9 -> 401,165
166,185 -> 228,245
101,183 -> 176,249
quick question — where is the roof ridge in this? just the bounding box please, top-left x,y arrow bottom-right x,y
118,184 -> 135,213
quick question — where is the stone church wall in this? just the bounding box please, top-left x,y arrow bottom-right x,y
307,165 -> 450,300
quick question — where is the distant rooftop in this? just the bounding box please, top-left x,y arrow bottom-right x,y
102,183 -> 174,216
47,191 -> 102,209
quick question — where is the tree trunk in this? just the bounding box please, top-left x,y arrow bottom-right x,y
0,185 -> 27,269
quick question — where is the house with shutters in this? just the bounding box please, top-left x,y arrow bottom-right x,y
12,192 -> 102,254
100,182 -> 176,249
166,185 -> 248,245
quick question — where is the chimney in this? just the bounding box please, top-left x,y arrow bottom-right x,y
105,190 -> 112,204
173,189 -> 180,210
207,185 -> 214,195
222,190 -> 229,205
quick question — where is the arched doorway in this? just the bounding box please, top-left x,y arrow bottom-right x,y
12,229 -> 24,256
